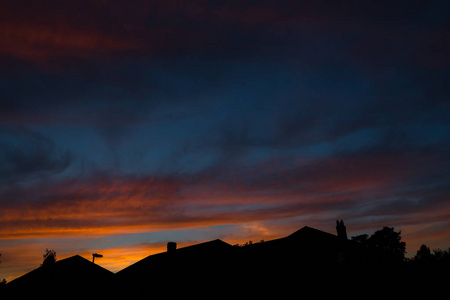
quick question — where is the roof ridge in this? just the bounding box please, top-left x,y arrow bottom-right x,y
287,226 -> 336,238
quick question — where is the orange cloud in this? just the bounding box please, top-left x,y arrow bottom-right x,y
0,177 -> 182,238
1,149 -> 448,278
0,152 -> 422,240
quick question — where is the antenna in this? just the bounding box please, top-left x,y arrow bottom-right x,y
92,253 -> 103,263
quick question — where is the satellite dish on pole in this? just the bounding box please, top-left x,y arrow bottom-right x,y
92,253 -> 103,263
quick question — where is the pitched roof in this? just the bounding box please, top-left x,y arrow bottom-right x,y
7,255 -> 113,294
174,238 -> 232,254
287,226 -> 338,241
116,239 -> 232,279
236,226 -> 338,251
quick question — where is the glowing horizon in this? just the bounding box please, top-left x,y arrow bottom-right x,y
1,0 -> 450,283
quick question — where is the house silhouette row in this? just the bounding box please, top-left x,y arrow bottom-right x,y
3,221 -> 443,297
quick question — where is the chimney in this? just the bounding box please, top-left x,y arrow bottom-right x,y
167,242 -> 177,254
336,220 -> 348,240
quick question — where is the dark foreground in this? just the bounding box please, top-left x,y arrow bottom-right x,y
3,225 -> 448,298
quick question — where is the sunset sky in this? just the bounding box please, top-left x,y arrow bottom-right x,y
1,1 -> 450,281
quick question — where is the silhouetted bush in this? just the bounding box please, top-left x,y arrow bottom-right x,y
233,240 -> 265,247
42,249 -> 56,266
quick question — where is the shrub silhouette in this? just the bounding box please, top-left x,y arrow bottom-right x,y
42,249 -> 56,266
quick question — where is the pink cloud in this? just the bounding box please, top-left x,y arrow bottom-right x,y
0,150 -> 427,240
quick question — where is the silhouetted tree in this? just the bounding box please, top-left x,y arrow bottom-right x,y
351,227 -> 406,265
431,248 -> 450,263
411,243 -> 450,282
414,244 -> 432,263
368,227 -> 406,264
42,249 -> 56,266
351,234 -> 369,245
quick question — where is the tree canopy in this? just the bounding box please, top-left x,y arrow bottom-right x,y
351,226 -> 406,265
413,244 -> 450,265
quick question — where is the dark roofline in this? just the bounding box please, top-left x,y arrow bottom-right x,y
235,226 -> 338,250
119,225 -> 344,277
118,227 -> 340,273
287,226 -> 337,239
7,254 -> 113,287
176,239 -> 231,251
57,255 -> 114,273
116,239 -> 232,276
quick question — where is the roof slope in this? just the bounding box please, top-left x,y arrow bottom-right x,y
116,239 -> 232,278
114,239 -> 236,295
287,226 -> 338,241
235,225 -> 344,271
7,255 -> 113,296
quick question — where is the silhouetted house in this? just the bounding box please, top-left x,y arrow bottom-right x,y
6,255 -> 113,297
115,239 -> 235,294
114,222 -> 359,295
5,221 -> 367,296
233,224 -> 357,288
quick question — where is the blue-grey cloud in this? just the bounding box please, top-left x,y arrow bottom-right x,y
0,127 -> 71,186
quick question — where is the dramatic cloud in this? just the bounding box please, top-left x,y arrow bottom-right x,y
0,128 -> 70,184
1,143 -> 448,241
1,0 -> 450,282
